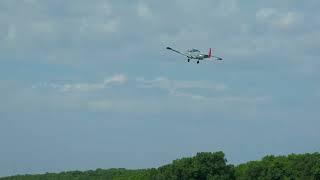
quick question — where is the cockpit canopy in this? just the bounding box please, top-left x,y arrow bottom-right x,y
187,49 -> 200,53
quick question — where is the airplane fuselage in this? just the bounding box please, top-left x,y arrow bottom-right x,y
187,54 -> 209,60
186,50 -> 209,60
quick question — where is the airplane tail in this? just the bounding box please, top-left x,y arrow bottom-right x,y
208,48 -> 212,58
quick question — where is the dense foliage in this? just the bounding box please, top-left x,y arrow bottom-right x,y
2,152 -> 320,180
155,152 -> 234,180
236,153 -> 320,180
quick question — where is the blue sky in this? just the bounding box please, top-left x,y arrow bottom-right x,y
1,0 -> 320,177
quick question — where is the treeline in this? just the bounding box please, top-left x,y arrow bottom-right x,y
2,152 -> 320,180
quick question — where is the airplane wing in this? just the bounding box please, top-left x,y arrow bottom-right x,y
166,47 -> 189,57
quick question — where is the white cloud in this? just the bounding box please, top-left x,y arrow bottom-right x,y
210,96 -> 270,103
5,25 -> 17,43
87,95 -> 270,113
170,91 -> 207,101
256,8 -> 302,29
15,74 -> 270,113
171,90 -> 270,104
104,74 -> 127,84
88,100 -> 113,110
100,1 -> 113,17
137,77 -> 227,96
217,0 -> 238,16
0,0 -> 122,65
256,8 -> 276,20
99,18 -> 120,33
137,2 -> 152,18
23,0 -> 37,4
31,21 -> 56,36
87,99 -> 162,113
136,77 -> 270,104
275,12 -> 301,28
33,74 -> 127,93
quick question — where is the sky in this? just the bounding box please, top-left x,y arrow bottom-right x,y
1,0 -> 320,177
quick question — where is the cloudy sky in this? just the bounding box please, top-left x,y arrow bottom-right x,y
1,0 -> 320,177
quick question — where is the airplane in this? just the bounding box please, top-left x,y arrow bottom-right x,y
166,47 -> 223,64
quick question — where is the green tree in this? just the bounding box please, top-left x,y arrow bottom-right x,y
157,152 -> 234,180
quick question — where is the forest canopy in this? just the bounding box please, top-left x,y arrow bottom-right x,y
2,152 -> 320,180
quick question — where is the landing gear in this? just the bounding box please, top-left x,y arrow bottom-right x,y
197,61 -> 199,64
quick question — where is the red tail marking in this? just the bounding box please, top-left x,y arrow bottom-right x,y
208,48 -> 212,58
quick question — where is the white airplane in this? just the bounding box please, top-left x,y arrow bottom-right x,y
166,47 -> 223,64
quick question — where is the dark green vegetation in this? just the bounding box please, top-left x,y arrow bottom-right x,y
2,152 -> 320,180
